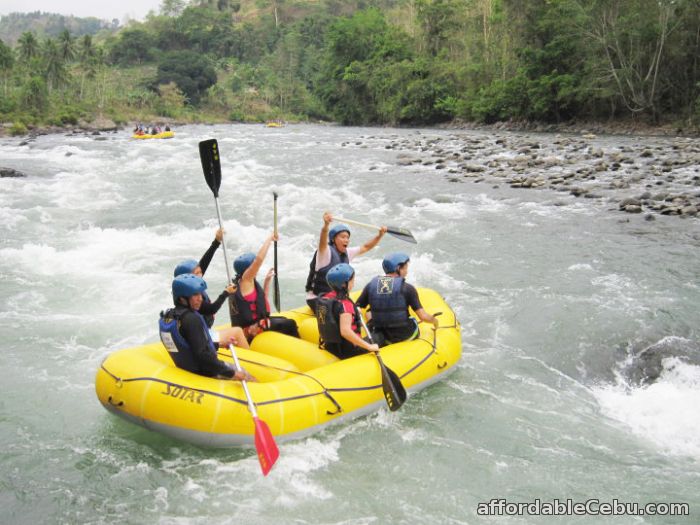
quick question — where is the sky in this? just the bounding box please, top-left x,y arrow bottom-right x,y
0,0 -> 163,22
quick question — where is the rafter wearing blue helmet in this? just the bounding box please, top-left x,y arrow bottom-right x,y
315,263 -> 379,359
230,232 -> 299,341
172,228 -> 248,350
356,253 -> 439,347
305,211 -> 388,314
158,274 -> 253,381
173,228 -> 236,330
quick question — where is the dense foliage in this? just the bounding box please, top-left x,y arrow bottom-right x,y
0,0 -> 698,133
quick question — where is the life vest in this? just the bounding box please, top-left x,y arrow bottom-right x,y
305,246 -> 348,296
316,293 -> 360,348
367,276 -> 409,328
159,306 -> 216,372
229,280 -> 268,328
316,296 -> 342,345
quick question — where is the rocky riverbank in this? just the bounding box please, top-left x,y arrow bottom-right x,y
361,128 -> 700,220
0,116 -> 123,140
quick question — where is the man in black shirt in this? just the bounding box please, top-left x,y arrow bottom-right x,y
356,253 -> 439,346
160,273 -> 254,380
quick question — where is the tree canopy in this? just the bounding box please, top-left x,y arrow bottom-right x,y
0,0 -> 698,130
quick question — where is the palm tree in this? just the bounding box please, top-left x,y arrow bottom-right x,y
58,29 -> 76,62
17,31 -> 39,62
43,38 -> 68,91
78,35 -> 102,99
0,39 -> 15,97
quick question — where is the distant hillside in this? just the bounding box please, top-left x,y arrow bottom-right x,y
0,11 -> 119,45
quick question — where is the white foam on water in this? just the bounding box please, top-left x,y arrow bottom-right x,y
593,358 -> 700,458
0,206 -> 30,230
400,197 -> 469,220
567,263 -> 594,272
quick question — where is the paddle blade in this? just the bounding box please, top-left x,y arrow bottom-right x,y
386,225 -> 417,244
198,139 -> 222,197
253,417 -> 279,476
377,356 -> 407,411
273,276 -> 281,312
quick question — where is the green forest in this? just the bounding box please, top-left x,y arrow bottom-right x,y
0,0 -> 699,135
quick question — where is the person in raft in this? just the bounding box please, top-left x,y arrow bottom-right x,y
316,263 -> 379,359
173,228 -> 248,349
159,274 -> 255,380
230,233 -> 299,342
356,252 -> 439,347
305,212 -> 387,314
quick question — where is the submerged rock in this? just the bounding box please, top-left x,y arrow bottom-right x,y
623,338 -> 700,385
0,167 -> 26,178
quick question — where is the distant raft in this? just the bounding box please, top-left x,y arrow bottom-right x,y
95,288 -> 461,447
132,131 -> 175,140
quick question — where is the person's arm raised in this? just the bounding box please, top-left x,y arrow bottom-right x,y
318,211 -> 332,257
241,233 -> 277,290
356,226 -> 388,256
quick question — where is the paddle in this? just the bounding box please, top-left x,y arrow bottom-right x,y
199,138 -> 279,476
357,313 -> 407,411
334,216 -> 417,244
229,344 -> 279,476
272,192 -> 281,312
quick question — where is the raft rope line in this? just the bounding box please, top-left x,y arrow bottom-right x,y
218,350 -> 343,414
100,318 -> 459,413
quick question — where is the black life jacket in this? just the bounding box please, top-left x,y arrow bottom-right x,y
159,306 -> 216,372
316,296 -> 342,345
305,246 -> 348,296
229,280 -> 268,328
316,293 -> 360,349
367,276 -> 409,328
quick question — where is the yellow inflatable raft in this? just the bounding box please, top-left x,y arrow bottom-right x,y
131,131 -> 175,139
95,288 -> 460,447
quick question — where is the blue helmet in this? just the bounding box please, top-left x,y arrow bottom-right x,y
234,252 -> 255,276
382,252 -> 410,274
173,259 -> 198,277
329,223 -> 351,243
326,263 -> 355,291
172,273 -> 207,299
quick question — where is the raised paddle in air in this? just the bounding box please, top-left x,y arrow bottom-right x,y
198,138 -> 280,476
334,216 -> 417,244
272,192 -> 281,312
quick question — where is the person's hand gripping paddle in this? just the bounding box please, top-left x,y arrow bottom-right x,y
357,313 -> 407,411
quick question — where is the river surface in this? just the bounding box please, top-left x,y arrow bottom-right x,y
1,124 -> 699,524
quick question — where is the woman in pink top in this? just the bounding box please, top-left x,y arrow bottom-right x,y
230,233 -> 299,342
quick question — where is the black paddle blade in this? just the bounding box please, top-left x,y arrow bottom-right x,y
199,139 -> 222,197
273,275 -> 281,312
387,225 -> 417,244
377,355 -> 407,411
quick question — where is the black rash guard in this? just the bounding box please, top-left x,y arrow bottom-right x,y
178,307 -> 235,378
195,239 -> 232,326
